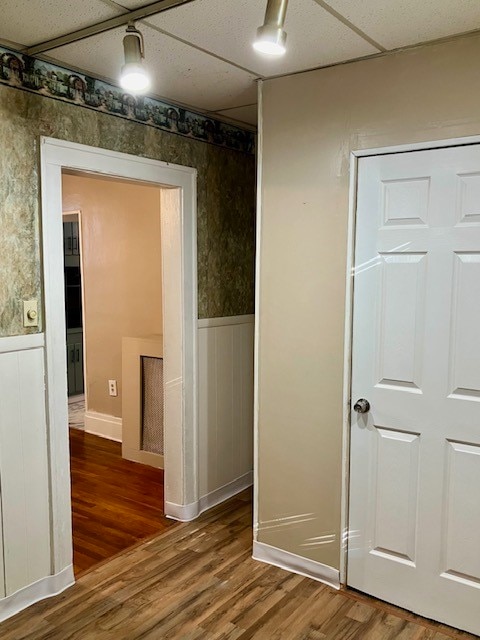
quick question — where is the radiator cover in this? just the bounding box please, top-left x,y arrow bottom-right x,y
141,356 -> 164,455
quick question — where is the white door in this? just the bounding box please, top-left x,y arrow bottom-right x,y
348,145 -> 480,636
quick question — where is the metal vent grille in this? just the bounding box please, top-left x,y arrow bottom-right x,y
141,356 -> 164,455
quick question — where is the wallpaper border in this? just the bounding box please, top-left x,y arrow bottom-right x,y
0,45 -> 255,155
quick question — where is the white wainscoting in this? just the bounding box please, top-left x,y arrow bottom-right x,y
197,315 -> 254,506
0,334 -> 74,618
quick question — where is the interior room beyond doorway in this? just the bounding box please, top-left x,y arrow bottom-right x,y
62,170 -> 172,575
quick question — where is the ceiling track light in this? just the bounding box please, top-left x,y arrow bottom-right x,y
253,0 -> 289,56
120,22 -> 151,94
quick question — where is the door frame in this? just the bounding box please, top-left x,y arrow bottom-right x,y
341,132 -> 480,585
41,137 -> 198,575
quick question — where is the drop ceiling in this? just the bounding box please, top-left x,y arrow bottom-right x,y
2,0 -> 480,127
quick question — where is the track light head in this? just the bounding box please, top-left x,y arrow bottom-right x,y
253,24 -> 287,56
253,0 -> 288,56
120,23 -> 151,93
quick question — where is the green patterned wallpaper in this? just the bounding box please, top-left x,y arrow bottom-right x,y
0,84 -> 256,336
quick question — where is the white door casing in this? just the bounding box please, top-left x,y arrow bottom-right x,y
348,145 -> 480,636
41,138 -> 198,574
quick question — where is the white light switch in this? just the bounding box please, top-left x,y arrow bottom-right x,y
23,300 -> 39,327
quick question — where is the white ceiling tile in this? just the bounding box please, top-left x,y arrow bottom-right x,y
214,104 -> 258,126
0,0 -> 122,47
49,23 -> 257,111
144,0 -> 378,77
326,0 -> 480,49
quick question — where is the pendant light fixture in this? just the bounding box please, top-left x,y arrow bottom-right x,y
120,22 -> 151,93
253,0 -> 289,56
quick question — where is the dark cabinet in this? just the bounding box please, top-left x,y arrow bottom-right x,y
66,331 -> 84,396
63,219 -> 84,397
63,221 -> 80,256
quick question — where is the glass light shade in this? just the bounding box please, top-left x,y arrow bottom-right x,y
120,62 -> 151,93
253,24 -> 287,56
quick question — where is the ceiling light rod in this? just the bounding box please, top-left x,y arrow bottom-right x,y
24,0 -> 196,56
253,0 -> 289,56
124,22 -> 146,62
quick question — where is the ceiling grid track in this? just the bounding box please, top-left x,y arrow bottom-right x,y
141,19 -> 264,78
310,0 -> 387,52
23,0 -> 197,55
211,103 -> 258,113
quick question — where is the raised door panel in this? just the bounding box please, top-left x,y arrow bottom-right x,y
456,173 -> 480,227
375,253 -> 426,392
442,441 -> 480,587
372,428 -> 420,565
449,253 -> 480,400
381,177 -> 430,228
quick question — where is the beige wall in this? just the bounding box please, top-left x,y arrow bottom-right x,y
62,173 -> 162,418
257,33 -> 480,571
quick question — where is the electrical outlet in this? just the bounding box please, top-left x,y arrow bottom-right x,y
108,379 -> 118,397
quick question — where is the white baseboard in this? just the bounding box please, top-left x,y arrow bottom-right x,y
165,500 -> 199,522
165,471 -> 253,522
252,541 -> 341,590
0,565 -> 74,623
84,410 -> 122,442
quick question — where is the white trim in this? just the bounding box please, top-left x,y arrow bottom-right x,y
0,566 -> 74,623
352,133 -> 480,158
41,137 -> 198,576
83,411 -> 122,442
40,136 -> 198,175
165,472 -> 253,522
252,541 -> 340,590
253,79 -> 263,539
197,314 -> 254,329
0,333 -> 44,354
342,132 -> 480,588
339,153 -> 358,586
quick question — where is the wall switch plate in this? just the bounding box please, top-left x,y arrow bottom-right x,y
108,379 -> 118,397
23,300 -> 39,327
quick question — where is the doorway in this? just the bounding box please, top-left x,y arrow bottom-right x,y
41,137 -> 198,581
61,171 -> 175,574
347,143 -> 480,636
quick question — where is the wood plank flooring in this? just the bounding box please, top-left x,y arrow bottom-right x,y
1,490 -> 477,640
70,427 -> 176,575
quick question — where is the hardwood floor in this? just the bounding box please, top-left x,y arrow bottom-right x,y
70,427 -> 176,575
0,489 -> 477,640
